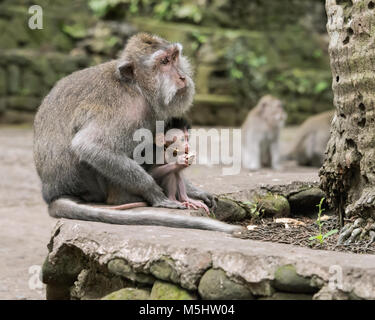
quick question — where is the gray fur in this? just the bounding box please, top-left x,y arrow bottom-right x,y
49,198 -> 241,233
33,33 -> 237,233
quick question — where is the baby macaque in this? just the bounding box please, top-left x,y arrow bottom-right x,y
104,118 -> 210,213
242,95 -> 287,170
286,110 -> 334,167
152,118 -> 210,213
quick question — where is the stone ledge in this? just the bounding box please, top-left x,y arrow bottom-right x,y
42,219 -> 375,300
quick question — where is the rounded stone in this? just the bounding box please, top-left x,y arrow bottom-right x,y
273,265 -> 318,293
198,269 -> 253,300
150,281 -> 196,300
108,258 -> 155,285
215,198 -> 248,222
150,257 -> 179,283
259,292 -> 313,300
288,187 -> 326,215
256,194 -> 290,218
102,288 -> 150,300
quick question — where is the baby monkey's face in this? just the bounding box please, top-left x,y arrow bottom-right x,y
157,128 -> 195,165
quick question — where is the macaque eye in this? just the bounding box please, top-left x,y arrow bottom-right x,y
173,149 -> 178,157
161,57 -> 170,65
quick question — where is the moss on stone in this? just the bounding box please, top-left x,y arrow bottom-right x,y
102,288 -> 151,300
150,281 -> 196,300
198,268 -> 253,300
255,193 -> 290,218
259,292 -> 313,300
42,246 -> 87,286
273,265 -> 318,294
107,258 -> 155,285
214,197 -> 248,222
150,257 -> 179,283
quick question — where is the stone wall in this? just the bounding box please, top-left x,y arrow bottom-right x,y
42,220 -> 375,300
0,50 -> 90,123
0,0 -> 332,126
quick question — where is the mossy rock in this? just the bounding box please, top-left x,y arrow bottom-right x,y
273,265 -> 318,294
259,292 -> 313,300
102,288 -> 151,300
42,246 -> 87,286
108,258 -> 155,285
256,194 -> 290,218
149,257 -> 179,283
198,269 -> 253,300
214,197 -> 248,222
150,281 -> 196,300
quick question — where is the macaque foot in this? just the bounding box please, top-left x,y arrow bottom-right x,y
153,198 -> 187,210
181,199 -> 210,214
337,217 -> 375,245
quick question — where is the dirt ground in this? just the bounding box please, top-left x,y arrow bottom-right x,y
236,216 -> 375,254
0,124 -> 319,300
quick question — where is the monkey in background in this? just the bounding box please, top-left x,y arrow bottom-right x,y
286,110 -> 334,167
33,33 -> 240,233
104,117 -> 210,213
242,95 -> 287,170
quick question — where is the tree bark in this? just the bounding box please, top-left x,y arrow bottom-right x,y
320,0 -> 375,230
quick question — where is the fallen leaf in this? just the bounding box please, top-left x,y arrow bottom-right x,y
275,218 -> 306,226
320,215 -> 332,222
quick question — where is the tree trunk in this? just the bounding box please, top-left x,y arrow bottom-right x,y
320,0 -> 375,237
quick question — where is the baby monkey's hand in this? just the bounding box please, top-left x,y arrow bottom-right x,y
177,152 -> 195,167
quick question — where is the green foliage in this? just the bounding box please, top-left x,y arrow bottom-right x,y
242,201 -> 264,218
62,24 -> 88,39
88,0 -> 126,17
271,69 -> 330,95
225,36 -> 332,122
226,38 -> 269,103
190,31 -> 208,51
154,0 -> 180,20
309,198 -> 338,245
173,3 -> 203,23
88,0 -> 202,23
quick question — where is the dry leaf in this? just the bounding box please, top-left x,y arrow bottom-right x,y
275,218 -> 306,226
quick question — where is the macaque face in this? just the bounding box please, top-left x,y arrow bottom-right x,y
118,34 -> 195,117
163,128 -> 195,165
261,99 -> 287,129
158,47 -> 186,90
148,43 -> 194,109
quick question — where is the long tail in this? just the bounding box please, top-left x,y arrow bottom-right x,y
48,198 -> 242,234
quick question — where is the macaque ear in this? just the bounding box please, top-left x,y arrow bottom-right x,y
116,60 -> 134,81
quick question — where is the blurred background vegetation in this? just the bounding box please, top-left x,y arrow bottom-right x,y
0,0 -> 332,126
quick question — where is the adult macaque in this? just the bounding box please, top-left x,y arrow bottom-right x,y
286,110 -> 334,167
105,117 -> 210,213
34,33 -> 240,233
242,95 -> 287,170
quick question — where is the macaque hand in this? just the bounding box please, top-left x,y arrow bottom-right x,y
189,190 -> 216,211
182,198 -> 210,214
186,152 -> 195,165
177,153 -> 195,167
